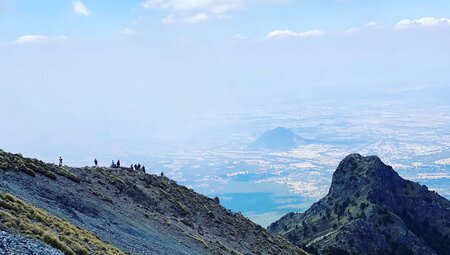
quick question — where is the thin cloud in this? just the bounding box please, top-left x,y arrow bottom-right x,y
184,13 -> 209,24
345,27 -> 360,33
265,29 -> 325,39
122,28 -> 136,35
142,0 -> 288,24
142,0 -> 242,12
162,14 -> 176,24
73,1 -> 90,16
15,35 -> 67,45
366,21 -> 377,27
229,33 -> 246,44
161,13 -> 209,24
395,17 -> 450,29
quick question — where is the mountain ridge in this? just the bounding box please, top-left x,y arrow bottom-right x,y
0,149 -> 307,255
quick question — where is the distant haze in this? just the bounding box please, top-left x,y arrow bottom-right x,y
1,1 -> 450,165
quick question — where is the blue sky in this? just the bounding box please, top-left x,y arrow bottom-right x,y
0,0 -> 450,164
1,0 -> 450,40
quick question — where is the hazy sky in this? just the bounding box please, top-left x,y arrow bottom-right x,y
1,0 -> 449,164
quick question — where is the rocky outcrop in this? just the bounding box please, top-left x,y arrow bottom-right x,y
268,153 -> 450,255
0,149 -> 307,255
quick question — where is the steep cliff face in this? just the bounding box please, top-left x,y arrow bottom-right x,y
0,149 -> 307,255
268,154 -> 450,255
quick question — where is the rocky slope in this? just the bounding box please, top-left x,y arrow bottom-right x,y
268,153 -> 450,255
0,149 -> 307,255
0,231 -> 64,255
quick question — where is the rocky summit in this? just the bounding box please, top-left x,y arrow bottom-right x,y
0,149 -> 307,255
268,153 -> 450,255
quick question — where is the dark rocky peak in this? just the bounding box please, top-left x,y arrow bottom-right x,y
334,153 -> 393,179
328,153 -> 403,199
269,153 -> 450,255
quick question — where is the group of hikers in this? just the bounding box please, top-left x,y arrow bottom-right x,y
58,156 -> 164,176
109,160 -> 146,172
130,163 -> 145,172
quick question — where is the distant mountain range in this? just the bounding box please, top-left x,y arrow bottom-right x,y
0,149 -> 307,255
249,127 -> 301,151
268,153 -> 450,255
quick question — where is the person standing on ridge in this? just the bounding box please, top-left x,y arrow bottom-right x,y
94,158 -> 98,167
142,166 -> 146,172
59,157 -> 63,167
117,160 -> 121,168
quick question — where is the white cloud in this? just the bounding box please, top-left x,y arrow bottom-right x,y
143,0 -> 241,12
73,1 -> 90,16
266,29 -> 297,38
142,0 -> 287,24
122,28 -> 136,35
211,3 -> 242,14
226,170 -> 249,177
143,0 -> 182,10
162,12 -> 208,24
184,12 -> 208,24
265,29 -> 325,39
15,35 -> 67,45
230,33 -> 246,44
16,35 -> 48,44
395,17 -> 450,29
366,21 -> 377,27
435,158 -> 450,165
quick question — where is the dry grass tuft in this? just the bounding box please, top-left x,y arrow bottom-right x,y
0,193 -> 126,255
